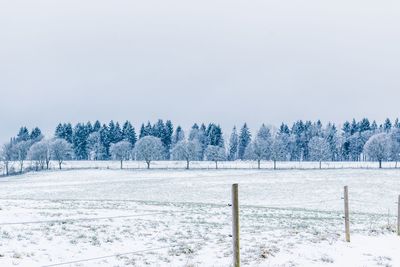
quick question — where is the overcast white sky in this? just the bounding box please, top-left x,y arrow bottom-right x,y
0,0 -> 399,141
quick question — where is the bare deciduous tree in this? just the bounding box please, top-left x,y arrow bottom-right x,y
50,139 -> 74,170
135,136 -> 164,169
110,141 -> 132,169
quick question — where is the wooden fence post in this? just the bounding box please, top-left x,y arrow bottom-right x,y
232,184 -> 240,267
344,186 -> 350,242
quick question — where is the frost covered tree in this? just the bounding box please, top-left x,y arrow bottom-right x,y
30,127 -> 43,142
238,123 -> 251,160
245,138 -> 271,169
364,133 -> 392,168
0,142 -> 14,176
257,124 -> 271,141
29,140 -> 51,170
308,137 -> 331,169
270,136 -> 288,170
172,140 -> 202,169
73,123 -> 89,160
205,145 -> 226,169
228,126 -> 239,161
159,120 -> 174,159
122,121 -> 137,147
99,124 -> 111,159
172,126 -> 185,146
390,129 -> 400,168
135,136 -> 164,169
110,141 -> 132,169
383,118 -> 392,133
50,139 -> 74,170
206,124 -> 224,147
87,132 -> 104,160
189,123 -> 199,141
14,140 -> 31,173
55,123 -> 73,143
16,127 -> 30,142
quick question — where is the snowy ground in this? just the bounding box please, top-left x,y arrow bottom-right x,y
0,169 -> 399,266
1,160 -> 399,176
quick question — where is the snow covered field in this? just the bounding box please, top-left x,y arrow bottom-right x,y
1,160 -> 400,176
0,169 -> 399,266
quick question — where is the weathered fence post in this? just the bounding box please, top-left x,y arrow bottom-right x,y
232,184 -> 240,267
344,186 -> 350,242
397,195 -> 400,236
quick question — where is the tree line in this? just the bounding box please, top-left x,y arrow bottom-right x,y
1,118 -> 400,174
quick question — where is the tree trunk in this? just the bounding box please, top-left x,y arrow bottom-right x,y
379,160 -> 382,169
59,161 -> 62,170
396,161 -> 398,169
215,161 -> 218,169
274,160 -> 276,170
257,160 -> 260,169
319,161 -> 322,169
186,160 -> 189,170
20,161 -> 23,173
120,160 -> 123,169
46,161 -> 50,170
146,161 -> 150,169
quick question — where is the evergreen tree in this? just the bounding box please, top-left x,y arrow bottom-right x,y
325,123 -> 338,161
163,120 -> 174,159
93,120 -> 101,132
72,123 -> 89,160
114,122 -> 123,143
257,124 -> 271,141
383,118 -> 392,132
100,124 -> 111,159
30,127 -> 43,142
86,121 -> 93,134
145,122 -> 153,136
197,123 -> 208,159
206,123 -> 224,147
350,119 -> 359,135
291,121 -> 305,161
342,121 -> 351,137
279,123 -> 290,135
228,126 -> 239,161
55,123 -> 73,143
153,119 -> 166,140
394,118 -> 400,129
139,123 -> 146,139
359,118 -> 371,132
122,121 -> 137,146
371,120 -> 378,132
17,127 -> 30,142
173,126 -> 185,145
238,123 -> 251,160
189,123 -> 199,141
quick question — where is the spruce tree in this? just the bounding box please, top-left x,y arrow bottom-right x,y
189,123 -> 199,141
93,120 -> 101,132
163,120 -> 174,159
30,127 -> 43,142
238,123 -> 251,160
122,121 -> 137,146
173,126 -> 185,145
228,126 -> 239,161
257,124 -> 271,141
17,127 -> 30,142
73,123 -> 89,160
383,118 -> 392,132
100,124 -> 111,159
206,123 -> 224,147
359,118 -> 371,132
